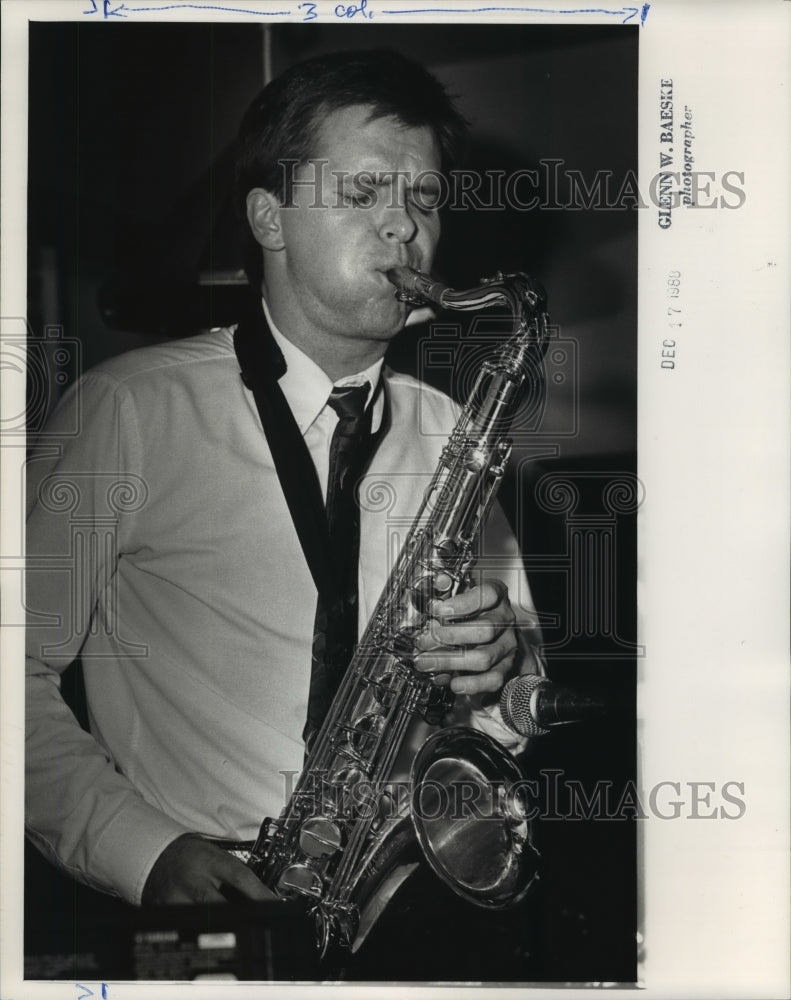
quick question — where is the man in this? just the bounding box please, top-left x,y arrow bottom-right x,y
25,49 -> 541,925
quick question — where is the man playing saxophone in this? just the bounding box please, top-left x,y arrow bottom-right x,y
25,48 -> 543,950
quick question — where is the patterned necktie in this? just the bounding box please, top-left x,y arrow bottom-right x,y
304,383 -> 372,746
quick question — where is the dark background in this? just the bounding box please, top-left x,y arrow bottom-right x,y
26,20 -> 638,983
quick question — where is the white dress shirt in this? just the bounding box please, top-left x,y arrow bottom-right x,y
264,297 -> 386,499
25,319 -> 542,904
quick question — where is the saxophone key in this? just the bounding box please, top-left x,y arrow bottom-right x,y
349,712 -> 385,753
327,738 -> 370,771
464,448 -> 487,472
298,816 -> 344,858
370,669 -> 399,706
410,571 -> 453,613
275,862 -> 324,899
369,788 -> 402,832
388,631 -> 418,660
435,537 -> 460,560
325,764 -> 378,820
329,763 -> 365,787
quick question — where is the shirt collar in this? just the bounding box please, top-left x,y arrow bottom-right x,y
261,296 -> 385,435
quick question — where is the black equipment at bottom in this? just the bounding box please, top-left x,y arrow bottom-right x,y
24,900 -> 318,982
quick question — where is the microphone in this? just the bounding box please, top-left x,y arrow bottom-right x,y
498,674 -> 621,737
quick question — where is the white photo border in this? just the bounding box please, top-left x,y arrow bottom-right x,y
2,2 -> 789,998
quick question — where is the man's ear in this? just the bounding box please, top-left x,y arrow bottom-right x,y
246,188 -> 285,251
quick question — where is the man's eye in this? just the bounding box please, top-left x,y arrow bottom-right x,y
342,190 -> 374,208
410,190 -> 440,214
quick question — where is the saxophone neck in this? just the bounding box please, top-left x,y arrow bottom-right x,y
386,267 -> 549,353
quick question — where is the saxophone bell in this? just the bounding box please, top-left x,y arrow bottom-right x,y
410,727 -> 541,909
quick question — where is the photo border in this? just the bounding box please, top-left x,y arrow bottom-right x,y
2,2 -> 789,998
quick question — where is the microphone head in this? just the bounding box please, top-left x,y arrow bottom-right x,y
499,674 -> 551,737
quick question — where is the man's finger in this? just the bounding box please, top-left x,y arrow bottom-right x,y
218,855 -> 279,901
430,580 -> 505,621
417,617 -> 507,650
416,629 -> 516,675
449,649 -> 516,695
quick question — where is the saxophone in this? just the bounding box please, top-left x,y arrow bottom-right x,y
247,267 -> 550,957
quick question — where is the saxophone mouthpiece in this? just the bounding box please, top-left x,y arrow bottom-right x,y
385,265 -> 417,290
386,267 -> 449,307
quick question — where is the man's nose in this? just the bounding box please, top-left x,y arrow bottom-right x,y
378,203 -> 418,243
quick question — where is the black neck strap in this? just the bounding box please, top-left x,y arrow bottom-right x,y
232,292 -> 389,608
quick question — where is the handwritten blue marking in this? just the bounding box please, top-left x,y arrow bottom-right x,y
81,0 -> 127,16
131,2 -> 290,11
379,5 -> 651,25
74,983 -> 108,998
298,1 -> 318,19
84,1 -> 291,16
335,0 -> 374,17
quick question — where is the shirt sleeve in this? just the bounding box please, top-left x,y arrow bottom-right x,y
25,373 -> 190,904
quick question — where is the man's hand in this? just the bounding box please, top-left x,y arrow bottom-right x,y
142,834 -> 279,905
413,580 -> 518,696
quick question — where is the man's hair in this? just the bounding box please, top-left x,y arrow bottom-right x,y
234,49 -> 469,282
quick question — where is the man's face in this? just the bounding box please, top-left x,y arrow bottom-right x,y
269,104 -> 442,354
